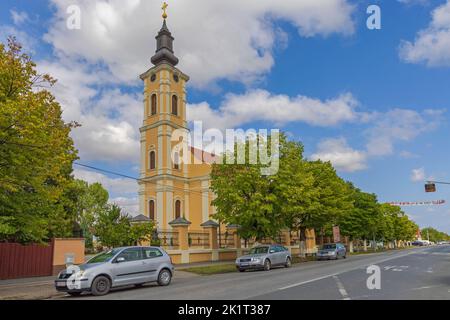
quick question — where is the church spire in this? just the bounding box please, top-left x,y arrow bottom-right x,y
151,2 -> 179,67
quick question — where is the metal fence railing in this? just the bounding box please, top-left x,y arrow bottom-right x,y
188,231 -> 210,248
158,230 -> 179,250
218,232 -> 235,248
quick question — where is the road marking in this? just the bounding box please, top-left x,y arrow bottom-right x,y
411,285 -> 442,291
276,249 -> 421,292
333,275 -> 351,300
278,273 -> 339,291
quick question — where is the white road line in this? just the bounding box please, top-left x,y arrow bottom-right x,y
276,249 -> 421,292
411,285 -> 442,291
333,275 -> 351,300
278,273 -> 339,291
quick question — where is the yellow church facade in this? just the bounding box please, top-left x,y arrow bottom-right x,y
138,18 -> 216,232
135,8 -> 317,263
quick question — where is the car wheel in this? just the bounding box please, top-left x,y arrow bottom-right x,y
238,268 -> 245,272
157,269 -> 172,286
91,276 -> 111,296
263,259 -> 271,271
67,292 -> 82,297
343,254 -> 347,259
285,257 -> 292,268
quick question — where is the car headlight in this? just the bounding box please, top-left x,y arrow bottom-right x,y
70,270 -> 85,279
329,251 -> 336,255
251,258 -> 261,262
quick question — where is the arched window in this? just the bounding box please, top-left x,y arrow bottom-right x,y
173,152 -> 180,170
172,95 -> 178,116
151,94 -> 157,115
149,200 -> 155,221
175,200 -> 181,219
149,151 -> 156,170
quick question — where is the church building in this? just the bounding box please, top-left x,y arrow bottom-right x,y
138,11 -> 216,232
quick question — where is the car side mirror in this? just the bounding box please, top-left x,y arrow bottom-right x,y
116,257 -> 126,263
269,250 -> 275,254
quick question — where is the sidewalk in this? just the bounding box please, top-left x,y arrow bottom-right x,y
0,276 -> 62,300
0,260 -> 232,300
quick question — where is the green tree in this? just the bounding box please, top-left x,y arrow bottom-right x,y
62,179 -> 109,249
284,160 -> 353,256
94,204 -> 154,248
421,227 -> 450,242
211,134 -> 285,241
338,184 -> 380,251
0,37 -> 78,243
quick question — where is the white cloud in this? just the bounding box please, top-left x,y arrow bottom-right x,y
411,167 -> 426,182
0,25 -> 36,53
365,108 -> 443,157
310,137 -> 367,172
188,90 -> 359,130
73,168 -> 137,195
399,0 -> 450,67
10,10 -> 29,25
44,0 -> 355,88
73,169 -> 139,215
37,61 -> 141,163
110,197 -> 139,216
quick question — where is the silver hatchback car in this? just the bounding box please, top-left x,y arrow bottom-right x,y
55,246 -> 174,296
316,243 -> 347,260
236,245 -> 292,272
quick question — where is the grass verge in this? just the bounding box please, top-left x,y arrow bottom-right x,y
181,264 -> 237,275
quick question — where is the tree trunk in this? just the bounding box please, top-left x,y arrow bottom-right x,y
298,227 -> 307,258
349,240 -> 354,253
363,239 -> 367,252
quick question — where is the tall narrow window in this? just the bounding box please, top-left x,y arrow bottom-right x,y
172,95 -> 178,116
173,152 -> 180,170
151,94 -> 157,115
149,151 -> 156,170
175,200 -> 181,219
149,200 -> 155,220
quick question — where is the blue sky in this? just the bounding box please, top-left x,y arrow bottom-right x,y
1,0 -> 449,232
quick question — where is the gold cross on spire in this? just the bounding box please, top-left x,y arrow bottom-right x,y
162,2 -> 168,20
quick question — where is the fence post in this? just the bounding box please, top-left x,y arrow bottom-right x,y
227,224 -> 241,249
169,217 -> 191,263
282,229 -> 291,247
305,228 -> 317,255
201,220 -> 219,250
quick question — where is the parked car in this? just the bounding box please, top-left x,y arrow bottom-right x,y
316,243 -> 347,260
235,245 -> 292,272
55,246 -> 174,296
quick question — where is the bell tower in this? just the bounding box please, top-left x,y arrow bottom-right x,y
138,4 -> 190,230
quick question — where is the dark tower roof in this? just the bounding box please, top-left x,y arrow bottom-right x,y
151,20 -> 179,67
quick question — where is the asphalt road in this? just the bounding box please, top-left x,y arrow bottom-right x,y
66,245 -> 450,300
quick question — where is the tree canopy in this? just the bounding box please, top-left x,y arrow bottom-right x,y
211,132 -> 420,246
0,37 -> 78,243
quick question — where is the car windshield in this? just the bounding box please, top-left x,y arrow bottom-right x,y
87,248 -> 122,264
322,244 -> 337,250
249,247 -> 269,255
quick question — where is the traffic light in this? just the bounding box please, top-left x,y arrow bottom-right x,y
425,183 -> 436,193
